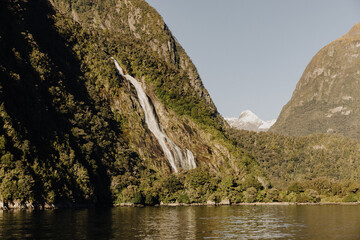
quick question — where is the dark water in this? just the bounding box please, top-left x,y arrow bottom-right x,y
1,205 -> 360,239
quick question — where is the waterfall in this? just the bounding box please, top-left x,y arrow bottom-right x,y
112,58 -> 196,172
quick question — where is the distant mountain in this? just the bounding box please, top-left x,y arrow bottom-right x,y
270,23 -> 360,138
225,110 -> 276,132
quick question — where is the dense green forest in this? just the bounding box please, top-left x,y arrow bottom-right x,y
228,129 -> 360,202
1,0 -> 360,209
0,0 -> 140,206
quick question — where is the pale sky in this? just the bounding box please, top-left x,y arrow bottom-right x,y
146,0 -> 360,120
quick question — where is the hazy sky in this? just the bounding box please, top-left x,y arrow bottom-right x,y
146,0 -> 360,120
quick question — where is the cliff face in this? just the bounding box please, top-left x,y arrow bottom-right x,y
0,0 -> 261,207
270,23 -> 360,139
52,0 -> 215,109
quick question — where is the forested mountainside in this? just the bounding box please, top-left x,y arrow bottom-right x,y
228,129 -> 360,202
2,0 -> 360,208
270,23 -> 360,139
0,0 -> 266,208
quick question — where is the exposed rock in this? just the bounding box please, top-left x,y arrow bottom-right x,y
270,23 -> 360,139
219,199 -> 231,205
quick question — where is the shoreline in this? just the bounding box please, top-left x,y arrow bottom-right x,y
115,201 -> 360,208
2,201 -> 360,210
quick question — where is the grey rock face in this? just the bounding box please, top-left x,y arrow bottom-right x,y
270,23 -> 360,139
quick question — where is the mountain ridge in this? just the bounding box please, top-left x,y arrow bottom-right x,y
270,22 -> 360,139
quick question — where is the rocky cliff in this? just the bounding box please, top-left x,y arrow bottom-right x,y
270,23 -> 360,138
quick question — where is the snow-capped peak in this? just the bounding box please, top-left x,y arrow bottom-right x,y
238,110 -> 263,125
225,110 -> 276,132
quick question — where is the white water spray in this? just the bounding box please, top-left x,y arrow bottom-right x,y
112,58 -> 196,172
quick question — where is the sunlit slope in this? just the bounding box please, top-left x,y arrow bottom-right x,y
270,23 -> 360,139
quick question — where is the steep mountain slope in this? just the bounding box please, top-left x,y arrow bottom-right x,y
270,23 -> 360,138
0,0 -> 264,207
52,0 -> 215,110
225,110 -> 276,132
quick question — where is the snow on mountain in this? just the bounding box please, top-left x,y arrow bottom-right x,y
225,110 -> 276,132
258,119 -> 277,130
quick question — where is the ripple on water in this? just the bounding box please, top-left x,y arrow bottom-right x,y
2,205 -> 360,239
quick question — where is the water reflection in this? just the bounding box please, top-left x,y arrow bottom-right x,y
292,206 -> 360,239
111,207 -> 198,239
1,205 -> 360,239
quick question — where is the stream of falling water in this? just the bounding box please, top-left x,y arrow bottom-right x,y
112,58 -> 196,172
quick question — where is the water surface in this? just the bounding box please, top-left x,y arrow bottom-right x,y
1,205 -> 360,239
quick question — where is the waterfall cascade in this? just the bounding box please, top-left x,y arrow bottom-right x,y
112,58 -> 196,172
